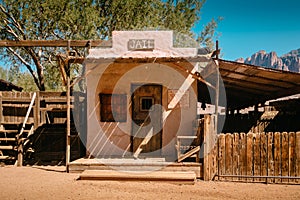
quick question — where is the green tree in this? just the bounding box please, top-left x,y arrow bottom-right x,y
0,0 -> 219,91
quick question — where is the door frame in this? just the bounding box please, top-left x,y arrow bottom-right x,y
130,83 -> 163,155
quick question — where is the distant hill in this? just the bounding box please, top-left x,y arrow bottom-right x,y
236,49 -> 300,73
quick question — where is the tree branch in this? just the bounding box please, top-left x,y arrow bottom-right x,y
24,47 -> 45,91
0,5 -> 26,38
6,47 -> 41,90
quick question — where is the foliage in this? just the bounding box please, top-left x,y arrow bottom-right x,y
0,65 -> 38,91
0,0 -> 219,91
197,17 -> 223,50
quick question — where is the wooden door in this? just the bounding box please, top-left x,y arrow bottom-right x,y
131,84 -> 162,156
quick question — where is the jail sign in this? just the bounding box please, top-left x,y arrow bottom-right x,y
128,39 -> 155,51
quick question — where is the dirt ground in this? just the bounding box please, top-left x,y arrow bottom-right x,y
0,166 -> 299,200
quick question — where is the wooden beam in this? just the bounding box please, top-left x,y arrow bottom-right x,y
0,40 -> 107,47
66,75 -> 71,172
219,67 -> 298,88
177,146 -> 200,162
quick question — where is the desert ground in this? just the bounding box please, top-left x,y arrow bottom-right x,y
0,165 -> 299,200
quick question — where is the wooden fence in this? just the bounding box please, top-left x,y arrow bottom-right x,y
215,132 -> 300,183
0,91 -> 86,164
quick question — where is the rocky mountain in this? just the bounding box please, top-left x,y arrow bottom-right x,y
236,49 -> 300,73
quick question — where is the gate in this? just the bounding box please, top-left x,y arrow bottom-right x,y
201,115 -> 300,183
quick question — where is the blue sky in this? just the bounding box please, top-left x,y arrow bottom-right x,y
1,0 -> 299,68
193,0 -> 300,60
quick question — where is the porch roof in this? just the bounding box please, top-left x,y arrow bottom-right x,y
203,59 -> 300,110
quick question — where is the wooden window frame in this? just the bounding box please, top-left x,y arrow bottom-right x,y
99,93 -> 127,122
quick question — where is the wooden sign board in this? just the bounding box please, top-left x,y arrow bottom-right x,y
128,39 -> 155,51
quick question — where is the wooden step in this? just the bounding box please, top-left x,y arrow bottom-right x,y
78,170 -> 196,184
0,145 -> 15,150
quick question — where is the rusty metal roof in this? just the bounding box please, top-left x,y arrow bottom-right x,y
200,59 -> 300,110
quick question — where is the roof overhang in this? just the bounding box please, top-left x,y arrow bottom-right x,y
200,59 -> 300,110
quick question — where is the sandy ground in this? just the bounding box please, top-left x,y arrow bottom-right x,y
0,166 -> 299,200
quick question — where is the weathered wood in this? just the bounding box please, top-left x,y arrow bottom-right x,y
0,94 -> 2,125
253,133 -> 261,182
178,146 -> 200,163
267,132 -> 274,183
239,132 -> 247,181
218,133 -> 226,181
0,40 -> 106,47
289,132 -> 296,183
210,139 -> 218,181
203,115 -> 216,181
281,132 -> 289,183
36,92 -> 44,125
17,138 -> 23,166
260,132 -> 267,183
66,77 -> 71,172
79,170 -> 196,184
225,133 -> 233,181
296,132 -> 300,183
0,138 -> 16,141
232,133 -> 239,181
274,132 -> 281,183
246,132 -> 253,182
0,145 -> 14,150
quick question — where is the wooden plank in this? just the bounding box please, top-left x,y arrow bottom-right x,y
209,140 -> 218,181
225,133 -> 233,181
79,170 -> 196,184
289,132 -> 296,183
177,136 -> 198,139
0,138 -> 16,141
218,133 -> 226,181
274,132 -> 281,183
232,133 -> 239,181
260,132 -> 267,183
177,146 -> 200,162
203,115 -> 214,181
0,40 -> 106,47
0,93 -> 2,125
281,132 -> 289,183
0,145 -> 14,150
246,132 -> 253,182
267,132 -> 274,183
239,132 -> 247,182
296,132 -> 300,183
253,133 -> 261,182
33,92 -> 41,129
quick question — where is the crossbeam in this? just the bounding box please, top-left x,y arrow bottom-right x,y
0,40 -> 108,47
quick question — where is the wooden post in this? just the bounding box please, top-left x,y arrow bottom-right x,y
66,76 -> 71,172
17,136 -> 23,167
34,91 -> 40,129
203,115 -> 217,181
0,93 -> 2,126
214,41 -> 220,135
66,41 -> 71,173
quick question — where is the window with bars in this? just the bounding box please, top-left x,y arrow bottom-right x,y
99,93 -> 127,122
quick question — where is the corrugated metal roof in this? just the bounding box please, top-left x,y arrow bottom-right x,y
207,59 -> 300,110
